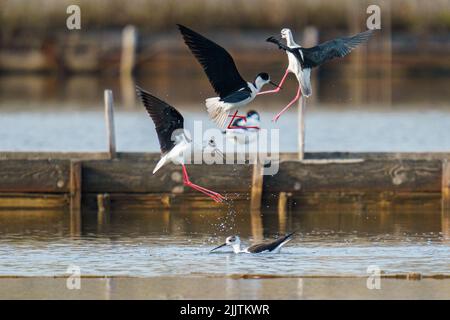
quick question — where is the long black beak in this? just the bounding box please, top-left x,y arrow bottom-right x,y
210,243 -> 226,253
270,81 -> 282,90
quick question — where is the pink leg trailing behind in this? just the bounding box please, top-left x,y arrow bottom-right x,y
182,164 -> 225,203
272,85 -> 302,122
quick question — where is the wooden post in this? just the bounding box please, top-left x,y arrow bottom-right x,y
70,160 -> 82,236
120,25 -> 137,76
250,209 -> 264,243
297,96 -> 306,160
97,193 -> 111,229
442,160 -> 450,238
104,90 -> 117,159
381,0 -> 392,106
278,192 -> 289,233
250,161 -> 263,211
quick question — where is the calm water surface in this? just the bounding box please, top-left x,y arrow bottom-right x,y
0,206 -> 448,277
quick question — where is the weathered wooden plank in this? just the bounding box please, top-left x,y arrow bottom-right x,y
0,152 -> 111,161
0,160 -> 70,193
0,193 -> 69,209
264,159 -> 442,194
82,160 -> 253,194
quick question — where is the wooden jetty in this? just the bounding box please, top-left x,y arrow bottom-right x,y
1,151 -> 449,209
0,89 -> 449,239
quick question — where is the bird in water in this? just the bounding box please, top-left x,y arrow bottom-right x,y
210,232 -> 295,254
223,110 -> 260,145
177,24 -> 280,129
136,86 -> 226,203
260,28 -> 374,122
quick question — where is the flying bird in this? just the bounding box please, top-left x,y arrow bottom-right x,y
177,24 -> 279,129
260,28 -> 374,121
136,86 -> 225,203
210,232 -> 295,254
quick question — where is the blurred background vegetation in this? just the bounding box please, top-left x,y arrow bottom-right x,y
1,0 -> 449,33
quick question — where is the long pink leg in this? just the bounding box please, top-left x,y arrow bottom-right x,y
227,110 -> 259,130
181,165 -> 225,202
272,85 -> 302,122
257,69 -> 289,96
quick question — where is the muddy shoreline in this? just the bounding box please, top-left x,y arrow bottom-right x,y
1,276 -> 449,299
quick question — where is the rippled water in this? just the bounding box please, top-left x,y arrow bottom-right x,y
0,207 -> 448,277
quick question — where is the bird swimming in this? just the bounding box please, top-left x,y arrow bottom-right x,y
260,28 -> 374,122
177,24 -> 280,129
210,232 -> 295,254
136,86 -> 226,203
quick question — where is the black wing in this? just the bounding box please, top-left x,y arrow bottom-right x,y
266,36 -> 305,65
302,30 -> 373,68
136,86 -> 184,155
222,88 -> 252,104
248,231 -> 295,253
177,24 -> 248,99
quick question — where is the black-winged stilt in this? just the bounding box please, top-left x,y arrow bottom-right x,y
136,86 -> 226,203
260,28 -> 374,121
210,232 -> 295,254
177,24 -> 279,129
223,110 -> 260,145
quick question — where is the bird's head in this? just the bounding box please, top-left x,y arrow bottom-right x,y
281,28 -> 292,40
226,235 -> 240,246
210,235 -> 241,252
254,73 -> 280,91
246,110 -> 260,121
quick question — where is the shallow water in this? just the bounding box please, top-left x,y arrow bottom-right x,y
1,107 -> 450,152
0,207 -> 448,277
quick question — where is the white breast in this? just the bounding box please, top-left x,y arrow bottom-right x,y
286,50 -> 301,75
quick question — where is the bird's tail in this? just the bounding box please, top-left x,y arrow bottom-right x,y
298,68 -> 312,97
153,154 -> 168,174
206,97 -> 229,128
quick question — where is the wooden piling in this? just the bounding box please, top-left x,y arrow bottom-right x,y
97,193 -> 111,227
104,90 -> 117,159
278,192 -> 289,234
69,161 -> 82,236
442,160 -> 450,237
298,96 -> 306,160
250,209 -> 264,243
120,25 -> 137,76
250,161 -> 264,211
